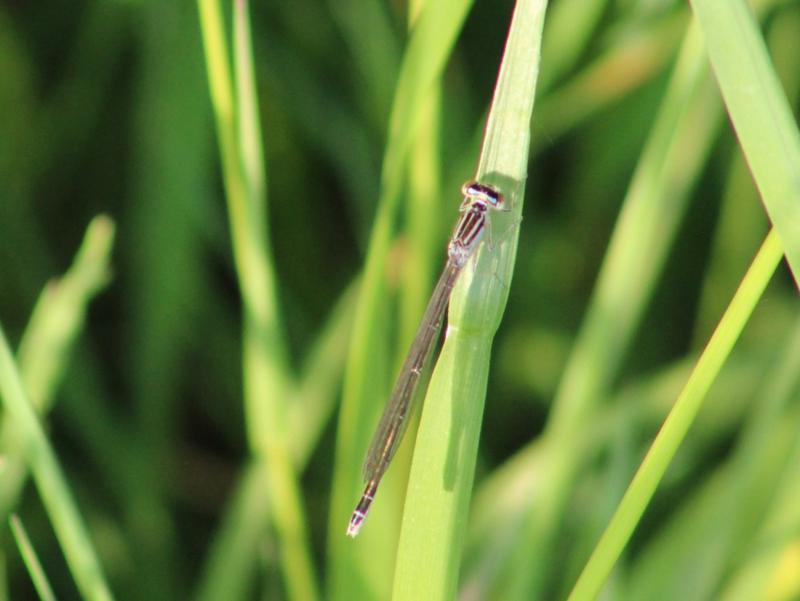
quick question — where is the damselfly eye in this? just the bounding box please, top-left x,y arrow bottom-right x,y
462,181 -> 505,208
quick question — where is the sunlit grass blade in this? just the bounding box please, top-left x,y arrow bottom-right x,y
690,0 -> 800,284
497,20 -> 723,601
0,216 -> 114,521
0,328 -> 114,600
465,340 -> 778,560
196,0 -> 318,599
9,515 -> 57,601
389,1 -> 546,599
232,4 -> 318,599
15,216 -> 114,411
566,228 -> 785,601
625,316 -> 800,600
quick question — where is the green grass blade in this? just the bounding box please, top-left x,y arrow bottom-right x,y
624,316 -> 800,601
234,0 -> 266,210
390,2 -> 546,600
0,325 -> 114,601
197,1 -> 318,599
9,515 -> 58,601
15,216 -> 114,411
690,0 -> 800,285
566,228 -> 785,601
545,20 -> 717,434
233,4 -> 318,599
497,20 -> 723,600
0,216 -> 114,520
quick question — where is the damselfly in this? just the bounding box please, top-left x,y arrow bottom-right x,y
347,181 -> 507,537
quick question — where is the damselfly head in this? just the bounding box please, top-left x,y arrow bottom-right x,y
462,180 -> 505,209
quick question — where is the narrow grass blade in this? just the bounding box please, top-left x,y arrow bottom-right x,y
566,228 -> 785,601
690,0 -> 800,284
624,316 -> 800,601
390,2 -> 546,600
233,4 -> 318,599
498,20 -> 723,601
197,1 -> 318,599
15,216 -> 114,411
234,0 -> 265,210
9,515 -> 58,601
0,325 -> 114,601
465,341 -> 779,576
0,216 -> 114,521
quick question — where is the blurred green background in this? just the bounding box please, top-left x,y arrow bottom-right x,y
1,0 -> 799,600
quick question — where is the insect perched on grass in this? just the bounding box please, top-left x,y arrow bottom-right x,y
347,180 -> 507,537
